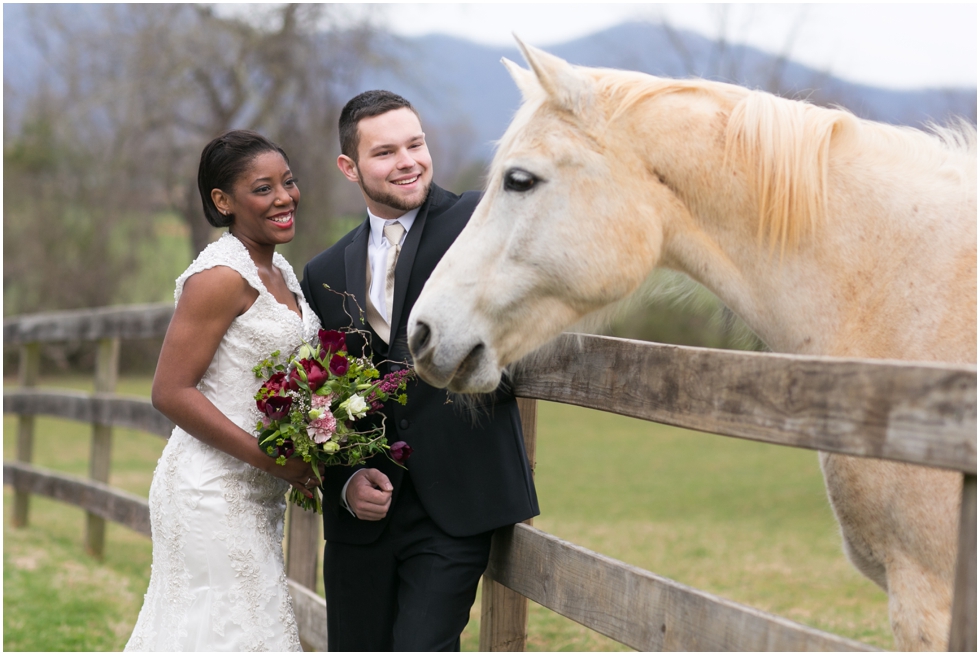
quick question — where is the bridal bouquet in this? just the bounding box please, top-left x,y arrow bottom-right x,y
253,327 -> 414,513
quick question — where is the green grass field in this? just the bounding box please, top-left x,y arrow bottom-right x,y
3,376 -> 892,651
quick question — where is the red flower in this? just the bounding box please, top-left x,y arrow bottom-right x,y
390,441 -> 413,464
329,353 -> 350,377
288,358 -> 329,392
318,329 -> 347,355
276,439 -> 295,458
264,395 -> 293,421
256,372 -> 287,413
267,371 -> 287,389
303,358 -> 329,391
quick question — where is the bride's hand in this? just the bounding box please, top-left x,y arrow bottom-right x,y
269,457 -> 320,498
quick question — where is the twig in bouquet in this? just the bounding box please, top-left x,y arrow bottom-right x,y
321,284 -> 375,360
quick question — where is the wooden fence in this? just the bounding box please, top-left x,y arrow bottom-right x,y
3,303 -> 976,651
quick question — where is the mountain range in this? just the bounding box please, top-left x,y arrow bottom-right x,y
4,9 -> 974,169
365,22 -> 976,163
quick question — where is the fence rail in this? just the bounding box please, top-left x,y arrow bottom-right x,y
4,389 -> 174,437
486,523 -> 877,651
4,304 -> 976,651
2,302 -> 174,343
4,461 -> 152,536
512,334 -> 976,473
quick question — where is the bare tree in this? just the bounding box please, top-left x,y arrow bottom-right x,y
656,5 -> 814,95
4,4 -> 395,320
15,3 -> 387,258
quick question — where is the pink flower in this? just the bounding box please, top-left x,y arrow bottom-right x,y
308,410 -> 337,444
312,393 -> 333,409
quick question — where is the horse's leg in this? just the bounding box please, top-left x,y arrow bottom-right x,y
819,453 -> 961,651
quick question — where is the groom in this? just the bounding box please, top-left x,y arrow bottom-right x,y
300,90 -> 539,651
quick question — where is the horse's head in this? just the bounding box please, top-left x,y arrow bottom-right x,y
408,40 -> 717,392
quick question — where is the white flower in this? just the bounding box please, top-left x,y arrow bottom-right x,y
340,394 -> 369,421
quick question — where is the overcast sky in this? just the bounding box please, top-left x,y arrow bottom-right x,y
368,3 -> 977,89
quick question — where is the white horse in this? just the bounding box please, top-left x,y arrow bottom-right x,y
408,42 -> 976,650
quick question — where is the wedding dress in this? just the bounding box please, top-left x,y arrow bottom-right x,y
126,233 -> 319,651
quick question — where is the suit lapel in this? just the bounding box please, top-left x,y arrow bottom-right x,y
343,218 -> 371,330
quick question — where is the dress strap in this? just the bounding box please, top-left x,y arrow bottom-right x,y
174,232 -> 266,304
274,251 -> 304,297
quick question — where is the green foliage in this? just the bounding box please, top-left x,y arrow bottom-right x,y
605,270 -> 767,351
3,115 -> 193,317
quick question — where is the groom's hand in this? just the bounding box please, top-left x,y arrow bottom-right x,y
346,469 -> 393,520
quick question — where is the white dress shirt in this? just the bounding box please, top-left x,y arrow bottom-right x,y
366,207 -> 419,323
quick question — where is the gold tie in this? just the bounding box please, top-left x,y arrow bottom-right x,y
382,222 -> 406,326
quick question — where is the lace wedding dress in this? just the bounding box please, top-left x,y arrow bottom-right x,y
126,233 -> 319,652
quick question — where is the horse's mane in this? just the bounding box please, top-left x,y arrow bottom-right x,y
725,91 -> 845,254
592,70 -> 976,254
727,96 -> 975,253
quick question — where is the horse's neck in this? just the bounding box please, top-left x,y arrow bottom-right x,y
662,158 -> 977,362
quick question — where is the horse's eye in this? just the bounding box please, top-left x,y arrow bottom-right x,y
503,168 -> 539,193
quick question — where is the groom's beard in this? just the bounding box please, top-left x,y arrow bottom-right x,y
357,167 -> 431,214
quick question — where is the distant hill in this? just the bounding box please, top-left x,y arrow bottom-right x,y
4,9 -> 974,168
360,22 -> 976,163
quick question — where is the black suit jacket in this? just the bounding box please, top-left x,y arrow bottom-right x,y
301,185 -> 539,545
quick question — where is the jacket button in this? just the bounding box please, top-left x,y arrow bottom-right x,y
390,364 -> 402,373
399,419 -> 410,430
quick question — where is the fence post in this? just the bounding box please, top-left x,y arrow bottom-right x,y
86,337 -> 119,559
948,473 -> 976,651
286,504 -> 322,591
480,397 -> 536,652
13,343 -> 41,528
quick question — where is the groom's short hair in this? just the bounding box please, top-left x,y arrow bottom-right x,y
339,90 -> 420,163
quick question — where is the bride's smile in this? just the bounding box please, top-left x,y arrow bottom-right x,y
214,150 -> 300,249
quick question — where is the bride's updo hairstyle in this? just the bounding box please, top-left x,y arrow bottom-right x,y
198,130 -> 290,228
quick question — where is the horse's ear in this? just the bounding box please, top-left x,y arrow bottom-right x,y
501,57 -> 539,100
514,36 -> 593,116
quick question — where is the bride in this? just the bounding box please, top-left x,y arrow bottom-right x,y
126,131 -> 320,651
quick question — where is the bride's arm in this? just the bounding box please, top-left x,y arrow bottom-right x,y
152,267 -> 317,497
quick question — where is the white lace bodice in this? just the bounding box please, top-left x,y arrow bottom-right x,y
126,233 -> 319,652
174,232 -> 320,431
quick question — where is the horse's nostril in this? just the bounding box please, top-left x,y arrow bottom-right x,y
456,342 -> 485,380
409,322 -> 432,355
